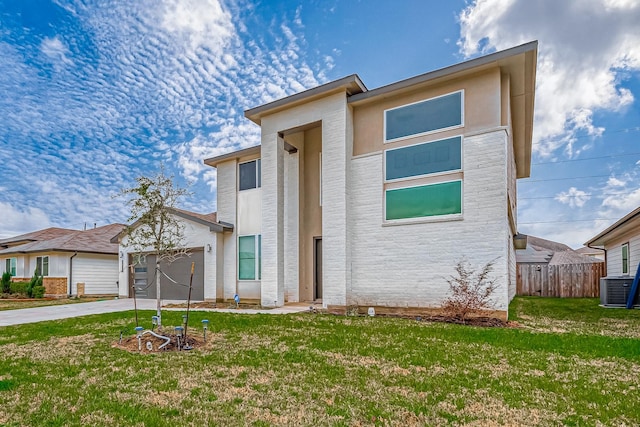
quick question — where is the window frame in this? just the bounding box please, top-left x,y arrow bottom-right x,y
5,258 -> 16,276
238,234 -> 262,281
384,136 -> 463,183
36,255 -> 49,277
383,90 -> 464,144
622,243 -> 629,275
384,179 -> 463,223
238,159 -> 261,192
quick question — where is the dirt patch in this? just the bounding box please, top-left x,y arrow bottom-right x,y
113,328 -> 210,353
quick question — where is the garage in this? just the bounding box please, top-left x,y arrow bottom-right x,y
130,248 -> 205,300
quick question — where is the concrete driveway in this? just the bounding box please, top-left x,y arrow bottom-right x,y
0,298 -> 311,327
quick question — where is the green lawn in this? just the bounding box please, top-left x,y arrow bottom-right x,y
0,297 -> 639,426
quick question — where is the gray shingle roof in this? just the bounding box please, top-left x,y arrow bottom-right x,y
0,224 -> 125,255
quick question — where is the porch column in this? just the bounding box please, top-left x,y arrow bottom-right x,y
261,132 -> 285,307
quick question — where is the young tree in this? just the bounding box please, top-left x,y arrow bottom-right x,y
121,166 -> 190,325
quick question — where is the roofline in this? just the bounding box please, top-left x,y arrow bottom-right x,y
204,145 -> 261,168
585,206 -> 640,247
348,41 -> 538,103
111,208 -> 233,243
0,248 -> 118,256
244,74 -> 367,125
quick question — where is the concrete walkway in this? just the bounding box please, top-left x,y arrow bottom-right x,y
0,299 -> 311,327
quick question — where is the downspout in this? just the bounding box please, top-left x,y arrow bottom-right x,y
69,252 -> 78,297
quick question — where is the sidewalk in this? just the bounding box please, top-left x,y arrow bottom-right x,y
0,299 -> 311,327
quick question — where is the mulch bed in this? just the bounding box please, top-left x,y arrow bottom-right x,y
113,327 -> 209,353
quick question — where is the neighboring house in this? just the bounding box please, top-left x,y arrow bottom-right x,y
112,208 -> 232,301
585,206 -> 640,277
516,235 -> 605,297
203,41 -> 538,319
575,246 -> 605,261
0,224 -> 125,296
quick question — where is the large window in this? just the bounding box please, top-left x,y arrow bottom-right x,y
239,235 -> 261,280
4,258 -> 16,276
239,159 -> 261,191
36,256 -> 49,277
386,181 -> 462,220
385,91 -> 463,141
622,243 -> 629,275
385,136 -> 462,181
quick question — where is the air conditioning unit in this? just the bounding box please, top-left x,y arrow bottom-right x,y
600,277 -> 640,307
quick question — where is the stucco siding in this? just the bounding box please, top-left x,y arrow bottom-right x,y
73,254 -> 119,295
217,160 -> 238,300
348,129 -> 511,311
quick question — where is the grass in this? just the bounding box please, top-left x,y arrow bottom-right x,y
0,297 -> 638,426
0,297 -> 105,311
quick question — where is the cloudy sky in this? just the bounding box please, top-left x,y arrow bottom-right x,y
1,0 -> 639,248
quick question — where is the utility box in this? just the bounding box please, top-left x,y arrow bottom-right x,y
600,277 -> 639,307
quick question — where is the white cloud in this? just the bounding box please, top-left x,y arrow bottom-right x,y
0,203 -> 52,238
555,187 -> 591,208
40,36 -> 73,68
458,0 -> 640,157
607,176 -> 626,187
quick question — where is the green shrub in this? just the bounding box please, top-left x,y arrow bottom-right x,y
9,282 -> 29,296
27,272 -> 43,298
1,272 -> 10,294
32,286 -> 45,299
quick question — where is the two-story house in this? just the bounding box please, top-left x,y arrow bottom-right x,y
203,41 -> 537,319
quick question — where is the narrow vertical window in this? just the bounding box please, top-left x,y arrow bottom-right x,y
5,258 -> 16,276
239,159 -> 261,191
622,243 -> 629,275
36,256 -> 49,276
238,236 -> 256,280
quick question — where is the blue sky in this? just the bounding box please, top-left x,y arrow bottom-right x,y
1,0 -> 639,248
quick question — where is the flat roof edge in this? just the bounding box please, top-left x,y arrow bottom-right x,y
348,41 -> 538,104
244,74 -> 367,124
204,145 -> 261,167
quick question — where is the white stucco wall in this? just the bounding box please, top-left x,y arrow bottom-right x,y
117,215 -> 219,300
260,91 -> 351,308
348,129 -> 512,312
217,160 -> 238,301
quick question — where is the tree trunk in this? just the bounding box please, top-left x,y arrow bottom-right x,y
156,261 -> 162,325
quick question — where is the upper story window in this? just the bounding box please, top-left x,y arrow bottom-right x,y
385,136 -> 462,182
239,159 -> 261,191
36,256 -> 49,277
5,258 -> 16,276
384,91 -> 463,142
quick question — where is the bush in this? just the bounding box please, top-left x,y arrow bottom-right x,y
1,272 -> 10,294
9,282 -> 29,296
442,258 -> 499,323
32,285 -> 45,299
27,273 -> 43,298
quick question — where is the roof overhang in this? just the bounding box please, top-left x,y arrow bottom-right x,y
110,209 -> 233,243
244,74 -> 367,125
349,41 -> 538,178
204,145 -> 261,168
585,206 -> 640,248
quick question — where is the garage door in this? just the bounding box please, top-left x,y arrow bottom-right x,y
129,249 -> 204,300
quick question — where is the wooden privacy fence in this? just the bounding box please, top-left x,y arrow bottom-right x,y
517,263 -> 606,298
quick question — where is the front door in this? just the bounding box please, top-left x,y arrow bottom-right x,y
314,237 -> 322,300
